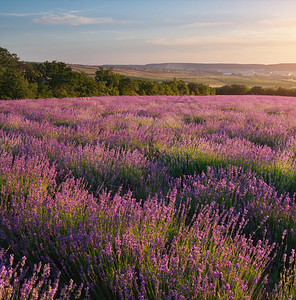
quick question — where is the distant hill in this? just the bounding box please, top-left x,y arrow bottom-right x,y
69,62 -> 296,88
102,63 -> 296,76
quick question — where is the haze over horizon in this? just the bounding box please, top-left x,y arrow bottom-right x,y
1,0 -> 296,65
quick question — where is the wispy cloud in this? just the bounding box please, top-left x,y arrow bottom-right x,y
147,37 -> 203,46
0,12 -> 42,17
146,35 -> 296,47
146,36 -> 234,47
33,12 -> 113,26
80,31 -> 97,35
80,30 -> 127,35
181,21 -> 232,28
1,10 -> 113,26
260,17 -> 296,30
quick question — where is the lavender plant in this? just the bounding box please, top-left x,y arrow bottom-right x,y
0,249 -> 86,299
0,95 -> 296,298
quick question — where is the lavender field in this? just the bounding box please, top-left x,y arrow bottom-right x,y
1,95 -> 296,299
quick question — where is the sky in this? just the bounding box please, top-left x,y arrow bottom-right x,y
1,0 -> 296,65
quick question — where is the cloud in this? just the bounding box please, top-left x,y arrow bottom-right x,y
260,17 -> 296,28
33,12 -> 113,26
80,30 -> 125,35
147,37 -> 204,46
146,36 -> 236,47
181,22 -> 232,28
1,11 -> 113,26
80,31 -> 97,35
0,12 -> 42,17
146,35 -> 296,47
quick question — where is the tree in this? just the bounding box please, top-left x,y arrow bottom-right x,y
276,87 -> 289,96
0,47 -> 36,99
95,67 -> 122,95
164,79 -> 190,95
0,68 -> 36,99
216,84 -> 249,95
138,80 -> 161,95
0,47 -> 21,70
118,77 -> 139,95
248,86 -> 265,95
74,72 -> 98,97
177,80 -> 190,95
188,82 -> 215,95
33,61 -> 80,98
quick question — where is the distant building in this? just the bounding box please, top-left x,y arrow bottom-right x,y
271,71 -> 295,76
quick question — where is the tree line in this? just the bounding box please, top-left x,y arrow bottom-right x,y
95,67 -> 215,96
1,47 -> 296,100
0,47 -> 215,100
215,84 -> 296,97
0,47 -> 99,99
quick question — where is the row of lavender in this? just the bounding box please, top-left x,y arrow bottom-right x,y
1,95 -> 296,299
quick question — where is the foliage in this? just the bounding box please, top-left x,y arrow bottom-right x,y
3,47 -> 296,100
0,47 -> 218,99
0,47 -> 36,100
0,47 -> 22,71
0,68 -> 37,100
216,84 -> 250,95
188,82 -> 215,95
